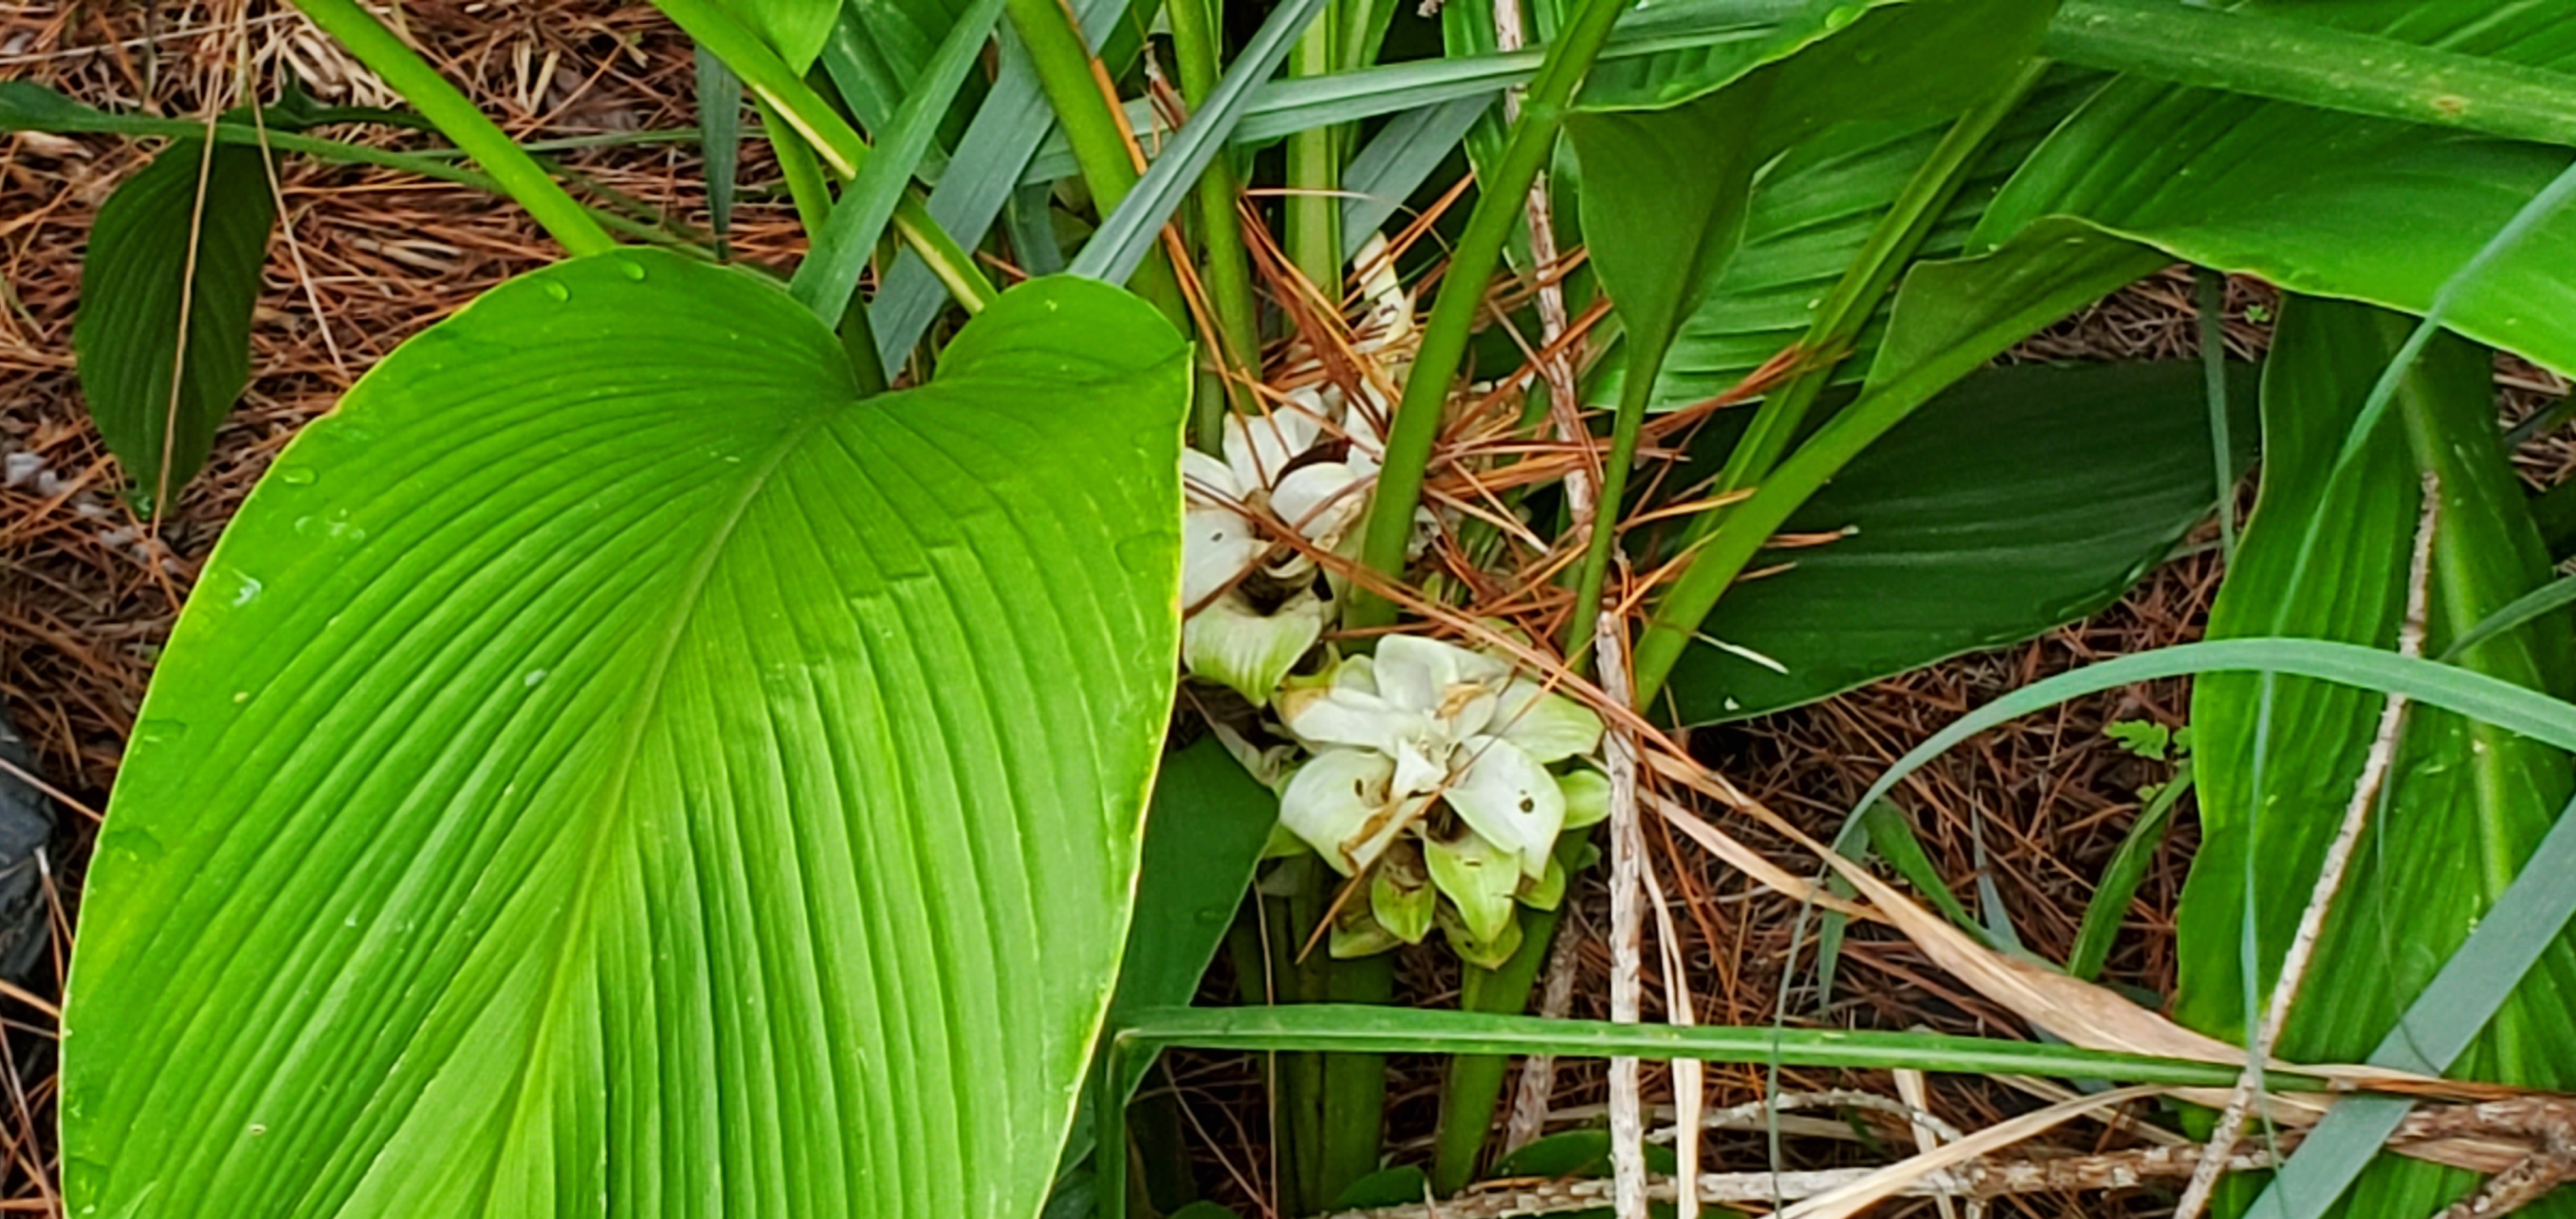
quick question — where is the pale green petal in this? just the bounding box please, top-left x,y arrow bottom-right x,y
1519,854 -> 1567,912
1557,767 -> 1610,831
1183,590 -> 1324,706
1278,748 -> 1424,875
1372,634 -> 1458,712
1330,906 -> 1402,959
1224,407 -> 1319,491
1492,678 -> 1604,764
1424,829 -> 1521,944
1439,905 -> 1523,970
1445,739 -> 1565,877
1370,845 -> 1435,946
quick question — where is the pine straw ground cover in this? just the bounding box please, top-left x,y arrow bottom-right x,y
4,3 -> 2576,1216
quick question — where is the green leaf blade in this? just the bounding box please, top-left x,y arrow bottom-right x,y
1976,1 -> 2576,378
63,252 -> 1191,1218
73,138 -> 276,513
1667,360 -> 2254,724
2177,297 -> 2576,1217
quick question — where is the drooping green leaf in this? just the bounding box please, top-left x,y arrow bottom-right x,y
2066,762 -> 2189,983
1975,1 -> 2576,378
2177,297 -> 2576,1218
73,137 -> 276,515
61,254 -> 1191,1218
1664,360 -> 2253,724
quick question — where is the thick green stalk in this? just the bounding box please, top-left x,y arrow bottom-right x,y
1319,953 -> 1395,1204
1699,62 -> 2046,535
1346,0 -> 1636,628
1430,906 -> 1560,1195
656,0 -> 997,310
1285,13 -> 1343,297
1631,65 -> 2051,699
1563,368 -> 1650,666
291,0 -> 613,256
758,98 -> 837,237
1169,0 -> 1262,446
999,0 -> 1192,325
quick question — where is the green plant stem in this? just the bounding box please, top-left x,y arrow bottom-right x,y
1430,906 -> 1560,1195
1563,366 -> 1649,667
1319,953 -> 1394,1204
997,0 -> 1191,325
1630,65 -> 2052,701
1285,13 -> 1343,298
654,0 -> 997,310
289,0 -> 614,256
1169,0 -> 1262,448
759,98 -> 837,238
1347,0 -> 1636,628
1694,61 -> 2047,544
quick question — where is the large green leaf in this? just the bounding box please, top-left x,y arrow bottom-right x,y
1567,0 -> 2061,418
1974,1 -> 2576,378
1666,359 -> 2254,725
61,253 -> 1192,1217
715,0 -> 840,70
1625,73 -> 2096,409
2180,297 -> 2576,1216
73,137 -> 275,514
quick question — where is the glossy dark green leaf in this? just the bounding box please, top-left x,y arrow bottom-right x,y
1665,359 -> 2249,724
73,137 -> 275,514
1112,737 -> 1278,1022
2181,296 -> 2576,1217
694,47 -> 744,259
1975,1 -> 2576,378
61,254 -> 1191,1218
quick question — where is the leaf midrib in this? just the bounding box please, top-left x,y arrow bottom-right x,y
466,403 -> 841,1215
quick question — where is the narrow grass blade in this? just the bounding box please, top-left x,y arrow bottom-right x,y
788,0 -> 1006,320
1114,1004 -> 2325,1089
2441,571 -> 2576,664
1340,94 -> 1491,256
694,47 -> 743,259
871,0 -> 1133,362
1070,0 -> 1332,283
2067,763 -> 2190,982
2244,791 -> 2576,1219
1855,638 -> 2576,819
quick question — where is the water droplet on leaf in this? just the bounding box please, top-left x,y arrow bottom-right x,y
543,281 -> 572,303
275,466 -> 317,487
616,259 -> 647,281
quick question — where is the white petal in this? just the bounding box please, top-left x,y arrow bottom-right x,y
1182,448 -> 1241,503
1183,591 -> 1325,705
1278,749 -> 1398,875
1492,678 -> 1604,764
1424,829 -> 1520,944
1445,739 -> 1565,877
1389,739 -> 1448,800
1271,462 -> 1370,546
1374,634 -> 1466,712
1182,504 -> 1263,608
1277,684 -> 1427,755
1225,409 -> 1319,491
